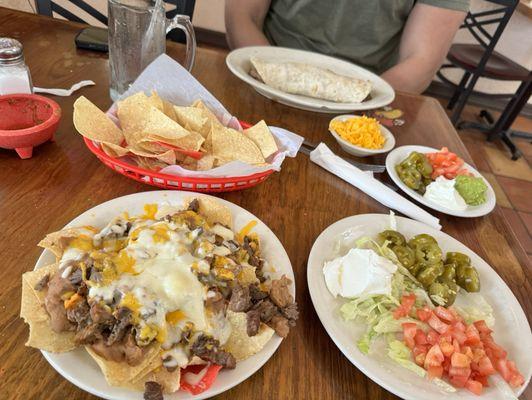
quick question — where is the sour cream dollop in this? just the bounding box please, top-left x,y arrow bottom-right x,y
423,176 -> 467,211
323,248 -> 397,298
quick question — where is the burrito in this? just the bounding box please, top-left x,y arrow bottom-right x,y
249,57 -> 372,103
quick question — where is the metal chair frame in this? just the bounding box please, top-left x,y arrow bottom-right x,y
435,0 -> 519,125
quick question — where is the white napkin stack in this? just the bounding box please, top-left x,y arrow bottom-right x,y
310,143 -> 441,230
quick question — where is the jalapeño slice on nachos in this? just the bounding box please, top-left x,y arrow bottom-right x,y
21,198 -> 298,398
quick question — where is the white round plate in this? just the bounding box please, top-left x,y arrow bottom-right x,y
307,213 -> 531,400
226,46 -> 395,113
386,145 -> 496,217
34,191 -> 295,400
329,114 -> 395,157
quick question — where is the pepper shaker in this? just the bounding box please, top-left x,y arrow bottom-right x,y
0,38 -> 33,95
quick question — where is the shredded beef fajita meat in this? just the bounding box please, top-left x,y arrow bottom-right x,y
90,331 -> 144,366
190,334 -> 236,369
228,284 -> 251,312
249,284 -> 268,302
252,299 -> 277,323
68,268 -> 83,286
187,198 -> 200,213
34,273 -> 50,291
144,381 -> 164,400
270,315 -> 290,338
246,309 -> 261,337
281,303 -> 299,326
205,289 -> 226,314
106,307 -> 132,346
270,275 -> 293,308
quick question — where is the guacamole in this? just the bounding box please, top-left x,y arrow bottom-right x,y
454,175 -> 488,206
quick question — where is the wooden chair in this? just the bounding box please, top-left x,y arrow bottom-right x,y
437,0 -> 531,160
34,0 -> 196,42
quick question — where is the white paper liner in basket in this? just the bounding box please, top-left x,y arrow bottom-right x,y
105,54 -> 303,178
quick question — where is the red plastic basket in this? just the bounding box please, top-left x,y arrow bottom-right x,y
82,121 -> 274,192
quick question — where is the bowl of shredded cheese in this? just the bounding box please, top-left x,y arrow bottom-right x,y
329,114 -> 395,157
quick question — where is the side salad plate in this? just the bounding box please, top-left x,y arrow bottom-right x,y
386,145 -> 496,218
307,213 -> 531,400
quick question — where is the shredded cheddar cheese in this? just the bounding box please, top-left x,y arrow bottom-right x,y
236,220 -> 258,243
330,116 -> 385,149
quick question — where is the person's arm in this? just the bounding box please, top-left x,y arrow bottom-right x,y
381,3 -> 466,94
225,0 -> 272,49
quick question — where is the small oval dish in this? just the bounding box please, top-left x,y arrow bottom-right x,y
329,114 -> 395,157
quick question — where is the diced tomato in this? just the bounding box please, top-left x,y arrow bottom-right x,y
477,356 -> 496,376
495,359 -> 513,382
465,379 -> 483,395
425,344 -> 445,368
427,330 -> 440,345
470,370 -> 490,387
180,364 -> 223,395
451,329 -> 467,345
402,322 -> 418,349
449,366 -> 471,379
428,314 -> 449,334
464,325 -> 481,346
448,307 -> 462,322
414,329 -> 428,346
462,346 -> 474,360
452,339 -> 461,353
434,306 -> 455,323
453,321 -> 466,332
473,320 -> 492,336
426,147 -> 469,180
428,365 -> 444,379
415,352 -> 427,366
484,338 -> 507,359
449,374 -> 469,388
439,338 -> 454,358
451,353 -> 471,369
413,344 -> 430,356
393,293 -> 416,319
509,373 -> 525,388
416,307 -> 432,322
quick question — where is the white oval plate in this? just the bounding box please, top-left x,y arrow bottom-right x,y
226,46 -> 395,113
307,214 -> 532,400
386,145 -> 496,217
34,191 -> 295,400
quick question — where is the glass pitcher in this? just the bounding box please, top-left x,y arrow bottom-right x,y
108,0 -> 196,100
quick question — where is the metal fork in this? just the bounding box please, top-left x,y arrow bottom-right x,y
299,140 -> 386,173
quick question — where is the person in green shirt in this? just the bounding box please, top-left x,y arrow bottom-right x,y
225,0 -> 470,94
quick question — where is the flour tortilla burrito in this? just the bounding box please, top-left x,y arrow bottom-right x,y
250,57 -> 372,103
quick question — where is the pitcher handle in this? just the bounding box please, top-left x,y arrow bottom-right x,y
166,14 -> 196,72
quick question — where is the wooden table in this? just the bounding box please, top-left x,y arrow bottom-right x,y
0,8 -> 530,400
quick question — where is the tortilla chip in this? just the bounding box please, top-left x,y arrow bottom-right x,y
211,127 -> 265,165
189,197 -> 233,229
174,106 -> 210,137
202,131 -> 213,153
20,264 -> 78,352
101,142 -> 129,158
192,100 -> 224,129
38,227 -> 93,259
148,91 -> 178,121
86,344 -> 162,387
135,366 -> 181,393
244,120 -> 278,159
196,153 -> 215,171
136,157 -> 169,171
73,96 -> 123,145
223,311 -> 274,361
128,146 -> 176,165
117,92 -> 152,145
145,131 -> 204,153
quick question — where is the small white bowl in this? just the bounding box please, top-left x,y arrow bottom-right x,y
329,114 -> 395,157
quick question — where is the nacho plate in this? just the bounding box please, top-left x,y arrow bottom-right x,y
29,191 -> 295,400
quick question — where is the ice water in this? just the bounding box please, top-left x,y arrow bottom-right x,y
108,0 -> 166,100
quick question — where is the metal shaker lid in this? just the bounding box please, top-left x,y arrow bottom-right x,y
0,38 -> 24,61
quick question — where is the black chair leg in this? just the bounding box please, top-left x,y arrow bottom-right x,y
447,72 -> 471,110
500,131 -> 522,160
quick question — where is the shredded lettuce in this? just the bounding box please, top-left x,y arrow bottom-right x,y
453,292 -> 495,327
387,340 -> 426,377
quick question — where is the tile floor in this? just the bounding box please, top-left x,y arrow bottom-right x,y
439,100 -> 532,260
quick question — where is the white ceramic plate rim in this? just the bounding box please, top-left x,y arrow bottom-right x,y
386,145 -> 496,217
34,190 -> 295,400
307,213 -> 532,400
329,114 -> 396,155
226,46 -> 395,112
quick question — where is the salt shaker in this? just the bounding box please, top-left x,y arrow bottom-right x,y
0,38 -> 33,95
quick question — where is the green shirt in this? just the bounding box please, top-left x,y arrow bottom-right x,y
263,0 -> 469,74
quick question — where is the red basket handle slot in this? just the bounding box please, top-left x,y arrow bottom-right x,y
155,141 -> 203,159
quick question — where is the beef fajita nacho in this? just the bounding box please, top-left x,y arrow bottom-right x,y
21,198 -> 298,398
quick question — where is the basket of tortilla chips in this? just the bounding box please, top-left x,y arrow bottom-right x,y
73,90 -> 290,192
21,197 -> 298,398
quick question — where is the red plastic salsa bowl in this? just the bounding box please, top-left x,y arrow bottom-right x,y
0,93 -> 61,159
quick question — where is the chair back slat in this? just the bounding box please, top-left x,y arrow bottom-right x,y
50,2 -> 85,23
68,0 -> 108,25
